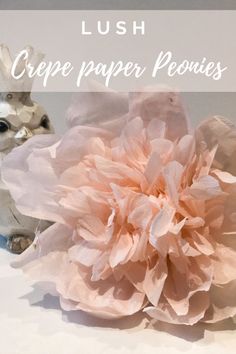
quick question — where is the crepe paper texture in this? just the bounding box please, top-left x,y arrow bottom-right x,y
2,88 -> 236,325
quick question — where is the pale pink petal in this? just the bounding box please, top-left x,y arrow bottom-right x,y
204,281 -> 236,323
145,292 -> 209,325
196,116 -> 236,175
91,251 -> 112,281
169,218 -> 186,235
57,260 -> 146,319
2,135 -> 62,223
149,205 -> 175,247
21,251 -> 68,298
128,197 -> 153,230
184,217 -> 205,228
175,134 -> 196,166
143,258 -> 168,306
144,152 -> 162,187
130,231 -> 149,262
190,231 -> 215,256
188,175 -> 224,200
68,242 -> 103,267
162,161 -> 184,204
211,169 -> 236,184
146,119 -> 166,140
109,232 -> 133,268
94,155 -> 143,185
121,261 -> 146,293
129,90 -> 189,140
12,223 -> 73,268
66,87 -> 128,136
150,138 -> 173,159
212,244 -> 236,285
163,255 -> 212,316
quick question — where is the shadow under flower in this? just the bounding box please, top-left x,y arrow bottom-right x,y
21,285 -> 236,342
21,285 -> 148,331
150,317 -> 236,342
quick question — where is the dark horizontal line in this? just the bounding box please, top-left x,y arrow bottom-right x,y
0,0 -> 236,10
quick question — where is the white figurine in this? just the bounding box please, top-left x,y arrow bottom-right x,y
0,45 -> 54,253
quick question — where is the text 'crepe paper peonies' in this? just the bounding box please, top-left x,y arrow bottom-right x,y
2,88 -> 236,325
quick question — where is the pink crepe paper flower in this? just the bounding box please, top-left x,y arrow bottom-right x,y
2,89 -> 236,324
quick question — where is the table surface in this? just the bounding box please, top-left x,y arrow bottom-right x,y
0,241 -> 236,354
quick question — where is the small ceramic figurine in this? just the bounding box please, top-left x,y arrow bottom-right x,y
0,45 -> 54,253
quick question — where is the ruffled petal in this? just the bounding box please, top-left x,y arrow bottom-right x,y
129,89 -> 189,140
196,116 -> 236,175
3,88 -> 235,326
144,292 -> 209,325
212,244 -> 236,285
66,86 -> 128,136
204,281 -> 236,323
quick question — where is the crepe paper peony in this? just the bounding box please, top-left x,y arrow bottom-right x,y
2,88 -> 236,325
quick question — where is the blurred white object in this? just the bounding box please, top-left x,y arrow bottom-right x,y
0,45 -> 54,253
